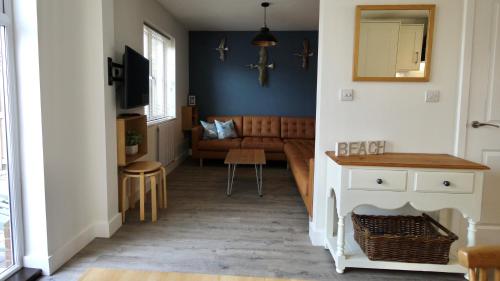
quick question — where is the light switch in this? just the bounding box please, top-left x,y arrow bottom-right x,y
425,90 -> 440,103
340,89 -> 354,101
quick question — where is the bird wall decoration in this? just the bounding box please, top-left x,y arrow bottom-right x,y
215,37 -> 229,62
246,47 -> 275,87
294,39 -> 314,69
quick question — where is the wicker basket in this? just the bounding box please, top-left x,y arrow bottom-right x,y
352,213 -> 458,264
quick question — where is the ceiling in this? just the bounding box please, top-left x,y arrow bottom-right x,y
156,0 -> 320,31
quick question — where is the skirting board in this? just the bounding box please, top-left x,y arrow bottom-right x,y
94,212 -> 122,238
24,214 -> 123,276
164,151 -> 188,174
23,255 -> 51,277
309,221 -> 325,247
476,223 -> 500,244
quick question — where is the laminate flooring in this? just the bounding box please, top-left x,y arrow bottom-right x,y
40,160 -> 464,281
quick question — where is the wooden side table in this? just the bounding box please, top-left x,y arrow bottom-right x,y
121,161 -> 167,223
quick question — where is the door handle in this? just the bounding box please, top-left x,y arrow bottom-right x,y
471,121 -> 500,128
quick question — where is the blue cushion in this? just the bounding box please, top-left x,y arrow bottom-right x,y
215,120 -> 238,139
200,121 -> 218,140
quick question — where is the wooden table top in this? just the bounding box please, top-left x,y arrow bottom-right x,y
225,149 -> 266,165
325,152 -> 490,170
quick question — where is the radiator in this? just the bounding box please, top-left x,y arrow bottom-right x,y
157,120 -> 176,166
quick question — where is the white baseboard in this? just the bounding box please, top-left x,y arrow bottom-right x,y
164,150 -> 188,175
309,221 -> 325,247
47,223 -> 95,275
27,214 -> 123,276
477,223 -> 500,244
94,212 -> 122,238
23,254 -> 51,276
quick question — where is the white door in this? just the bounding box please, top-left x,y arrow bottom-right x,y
465,0 -> 500,244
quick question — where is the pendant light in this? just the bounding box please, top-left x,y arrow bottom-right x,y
252,2 -> 278,47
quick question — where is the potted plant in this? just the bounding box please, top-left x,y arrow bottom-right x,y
125,130 -> 143,155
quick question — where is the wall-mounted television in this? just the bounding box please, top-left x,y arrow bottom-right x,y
119,46 -> 150,109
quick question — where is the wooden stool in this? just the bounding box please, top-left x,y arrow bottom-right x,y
121,161 -> 167,223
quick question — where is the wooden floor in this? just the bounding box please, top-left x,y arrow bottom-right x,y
79,268 -> 306,281
41,160 -> 464,281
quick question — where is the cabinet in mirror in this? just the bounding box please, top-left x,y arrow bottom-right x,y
353,5 -> 435,82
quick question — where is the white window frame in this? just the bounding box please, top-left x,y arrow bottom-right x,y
0,0 -> 25,279
143,24 -> 176,125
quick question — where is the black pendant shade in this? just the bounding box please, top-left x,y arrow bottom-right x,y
252,27 -> 278,47
252,2 -> 278,47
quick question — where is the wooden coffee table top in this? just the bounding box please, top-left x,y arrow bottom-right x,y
225,149 -> 266,165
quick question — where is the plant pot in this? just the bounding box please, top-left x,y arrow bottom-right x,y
126,144 -> 139,155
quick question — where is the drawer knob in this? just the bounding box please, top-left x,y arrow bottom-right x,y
376,178 -> 383,184
443,181 -> 451,187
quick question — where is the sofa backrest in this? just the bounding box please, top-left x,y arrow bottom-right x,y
206,116 -> 243,137
281,117 -> 315,139
242,116 -> 281,137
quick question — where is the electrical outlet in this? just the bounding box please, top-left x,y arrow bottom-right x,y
425,90 -> 440,103
340,89 -> 354,101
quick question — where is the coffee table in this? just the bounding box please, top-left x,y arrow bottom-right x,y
224,149 -> 266,196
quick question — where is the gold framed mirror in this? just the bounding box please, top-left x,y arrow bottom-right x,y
353,5 -> 436,82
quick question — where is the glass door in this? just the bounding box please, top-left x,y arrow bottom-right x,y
0,0 -> 23,278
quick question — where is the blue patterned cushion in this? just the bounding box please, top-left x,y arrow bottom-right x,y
200,121 -> 218,140
215,120 -> 238,139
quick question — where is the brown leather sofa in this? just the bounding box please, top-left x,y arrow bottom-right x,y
192,115 -> 315,217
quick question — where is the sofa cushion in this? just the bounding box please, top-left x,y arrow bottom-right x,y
281,117 -> 315,139
243,116 -> 281,137
200,121 -> 218,140
241,137 -> 284,152
289,158 -> 309,196
207,116 -> 243,137
215,120 -> 238,139
198,138 -> 242,151
284,139 -> 315,197
284,140 -> 315,158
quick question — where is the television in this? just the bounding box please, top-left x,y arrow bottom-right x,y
119,46 -> 150,109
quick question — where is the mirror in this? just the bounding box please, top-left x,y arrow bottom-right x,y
353,5 -> 435,82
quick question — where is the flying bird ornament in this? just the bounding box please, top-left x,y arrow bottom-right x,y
294,39 -> 314,69
215,37 -> 229,62
246,47 -> 275,87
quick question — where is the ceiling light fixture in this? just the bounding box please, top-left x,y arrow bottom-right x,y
251,2 -> 278,47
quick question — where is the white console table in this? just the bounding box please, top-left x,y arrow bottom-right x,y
324,152 -> 489,274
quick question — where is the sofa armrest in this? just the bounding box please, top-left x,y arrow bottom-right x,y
307,158 -> 315,217
192,125 -> 203,158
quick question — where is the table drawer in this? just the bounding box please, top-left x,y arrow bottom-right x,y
413,171 -> 475,194
348,169 -> 407,191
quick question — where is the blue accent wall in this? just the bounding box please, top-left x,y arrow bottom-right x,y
189,31 -> 318,118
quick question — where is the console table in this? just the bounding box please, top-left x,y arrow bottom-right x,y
324,152 -> 489,274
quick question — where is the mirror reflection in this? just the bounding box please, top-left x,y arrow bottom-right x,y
354,6 -> 435,81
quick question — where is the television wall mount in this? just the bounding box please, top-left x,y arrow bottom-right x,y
107,57 -> 124,86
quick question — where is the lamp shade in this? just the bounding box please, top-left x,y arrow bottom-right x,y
251,27 -> 278,47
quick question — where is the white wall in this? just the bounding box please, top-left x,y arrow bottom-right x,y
114,0 -> 189,165
15,0 -> 120,274
311,0 -> 466,240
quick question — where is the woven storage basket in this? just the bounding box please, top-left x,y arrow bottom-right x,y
352,213 -> 458,264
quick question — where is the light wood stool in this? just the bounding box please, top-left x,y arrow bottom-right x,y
120,161 -> 167,223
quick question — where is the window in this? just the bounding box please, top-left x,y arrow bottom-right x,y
0,0 -> 23,278
143,25 -> 176,123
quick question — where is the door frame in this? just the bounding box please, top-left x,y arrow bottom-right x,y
0,0 -> 25,278
454,0 -> 476,158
